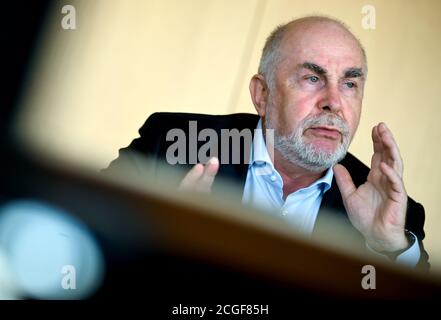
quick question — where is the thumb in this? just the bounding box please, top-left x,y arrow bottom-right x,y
333,164 -> 356,200
196,157 -> 220,192
179,163 -> 204,190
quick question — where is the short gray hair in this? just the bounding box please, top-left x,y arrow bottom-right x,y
257,23 -> 288,89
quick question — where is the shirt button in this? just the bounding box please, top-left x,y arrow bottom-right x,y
281,209 -> 288,216
270,175 -> 277,182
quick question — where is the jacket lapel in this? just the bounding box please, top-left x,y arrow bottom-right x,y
211,115 -> 259,200
312,177 -> 366,247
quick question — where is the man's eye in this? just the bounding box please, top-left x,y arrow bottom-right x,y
345,82 -> 356,89
308,76 -> 319,83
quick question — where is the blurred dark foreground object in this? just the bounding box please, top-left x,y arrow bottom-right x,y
1,139 -> 441,304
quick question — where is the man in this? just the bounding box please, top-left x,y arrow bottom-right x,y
105,16 -> 428,269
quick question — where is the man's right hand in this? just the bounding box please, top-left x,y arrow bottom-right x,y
178,157 -> 220,193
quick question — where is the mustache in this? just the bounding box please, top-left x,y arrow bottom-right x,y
301,113 -> 350,137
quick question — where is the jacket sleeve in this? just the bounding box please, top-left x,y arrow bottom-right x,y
101,113 -> 162,179
406,198 -> 430,271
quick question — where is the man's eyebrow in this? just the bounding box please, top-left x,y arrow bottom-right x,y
299,62 -> 327,75
344,68 -> 364,78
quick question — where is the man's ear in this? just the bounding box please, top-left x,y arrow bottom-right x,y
249,74 -> 269,117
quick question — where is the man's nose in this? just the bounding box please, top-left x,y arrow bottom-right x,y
318,84 -> 342,113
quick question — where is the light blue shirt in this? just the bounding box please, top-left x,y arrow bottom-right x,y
242,119 -> 420,266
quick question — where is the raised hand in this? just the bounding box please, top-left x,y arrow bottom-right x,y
334,123 -> 409,252
178,157 -> 220,193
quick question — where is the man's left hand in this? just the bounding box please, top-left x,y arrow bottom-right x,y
334,122 -> 409,253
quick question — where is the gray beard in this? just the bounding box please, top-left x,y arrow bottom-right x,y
265,113 -> 351,173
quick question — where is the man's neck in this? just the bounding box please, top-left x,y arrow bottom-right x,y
273,150 -> 326,200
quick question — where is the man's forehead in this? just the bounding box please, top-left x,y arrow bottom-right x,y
279,46 -> 366,77
278,29 -> 366,73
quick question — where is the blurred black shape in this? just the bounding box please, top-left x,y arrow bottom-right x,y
1,1 -> 53,136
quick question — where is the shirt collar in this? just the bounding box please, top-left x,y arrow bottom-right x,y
250,119 -> 274,169
250,118 -> 333,192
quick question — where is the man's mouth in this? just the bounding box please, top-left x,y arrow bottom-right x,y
307,126 -> 342,140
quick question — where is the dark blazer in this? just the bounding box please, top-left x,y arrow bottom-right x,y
105,112 -> 429,270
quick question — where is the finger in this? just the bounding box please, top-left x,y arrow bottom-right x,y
196,157 -> 219,192
372,124 -> 384,154
379,161 -> 406,197
378,123 -> 403,176
371,125 -> 383,169
179,163 -> 204,190
333,164 -> 357,200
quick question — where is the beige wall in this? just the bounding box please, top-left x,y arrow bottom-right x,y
17,0 -> 441,268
